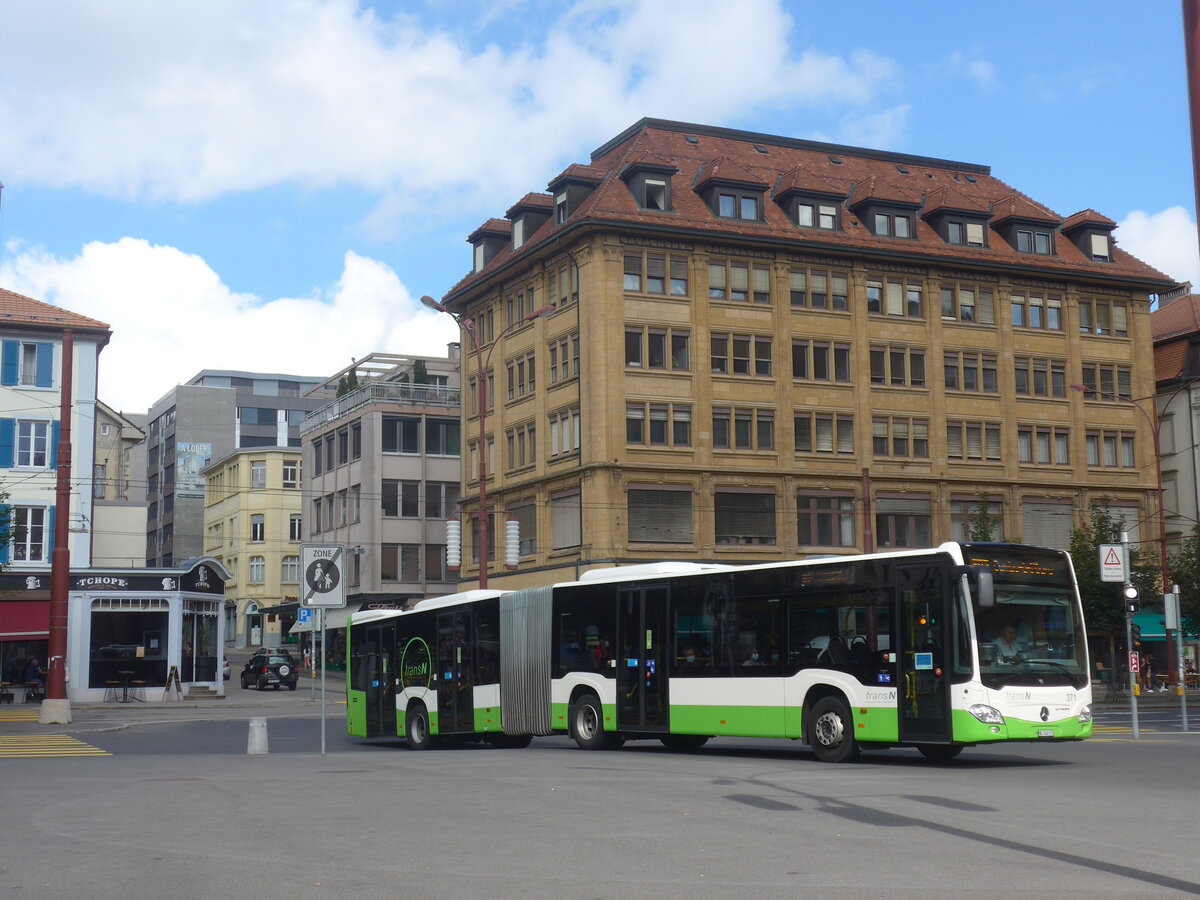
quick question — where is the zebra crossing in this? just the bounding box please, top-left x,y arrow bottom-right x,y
0,733 -> 111,757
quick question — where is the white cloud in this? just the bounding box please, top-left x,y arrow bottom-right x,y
946,51 -> 995,92
0,0 -> 897,207
1117,206 -> 1200,290
0,239 -> 458,413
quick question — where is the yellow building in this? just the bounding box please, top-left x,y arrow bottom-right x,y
437,119 -> 1174,590
203,448 -> 303,647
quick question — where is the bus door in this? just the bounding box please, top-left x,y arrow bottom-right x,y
354,622 -> 396,738
616,586 -> 668,732
897,565 -> 953,743
437,610 -> 474,733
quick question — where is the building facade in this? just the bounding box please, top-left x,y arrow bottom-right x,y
436,119 -> 1175,590
144,370 -> 324,566
91,400 -> 147,568
300,352 -> 461,641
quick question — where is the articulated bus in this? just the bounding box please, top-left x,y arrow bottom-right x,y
346,542 -> 1092,762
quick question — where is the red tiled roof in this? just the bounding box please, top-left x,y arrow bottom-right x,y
774,165 -> 850,198
849,174 -> 923,208
618,151 -> 679,175
467,218 -> 512,242
1152,293 -> 1200,340
1063,208 -> 1117,231
1155,338 -> 1188,382
694,155 -> 770,190
505,193 -> 554,217
547,164 -> 606,188
0,287 -> 110,332
445,119 -> 1174,298
922,185 -> 990,216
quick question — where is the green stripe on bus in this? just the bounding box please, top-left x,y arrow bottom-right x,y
951,708 -> 1092,742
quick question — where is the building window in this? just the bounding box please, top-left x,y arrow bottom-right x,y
710,333 -> 772,376
1080,363 -> 1132,400
281,556 -> 300,582
551,490 -> 581,549
716,191 -> 761,221
250,514 -> 265,542
425,544 -> 448,582
1090,234 -> 1111,261
324,434 -> 335,471
311,498 -> 322,533
506,352 -> 536,400
382,480 -> 420,518
944,351 -> 998,393
713,408 -> 774,451
425,482 -> 460,519
505,422 -> 536,470
350,484 -> 360,523
1018,426 -> 1070,465
351,422 -> 362,460
866,277 -> 923,317
795,201 -> 840,230
381,544 -> 421,582
939,282 -> 996,324
249,556 -> 265,583
708,260 -> 771,304
548,332 -> 580,384
625,327 -> 690,371
1016,229 -> 1053,255
1,340 -> 53,388
382,416 -> 420,454
548,261 -> 579,307
870,345 -> 925,387
15,420 -> 51,468
872,417 -> 929,458
1014,357 -> 1067,398
1085,430 -> 1136,468
506,502 -> 537,556
875,497 -> 932,548
425,418 -> 460,456
548,407 -> 581,457
946,421 -> 1002,462
282,460 -> 298,488
250,460 -> 266,489
624,252 -> 688,296
289,514 -> 302,542
11,506 -> 47,561
1010,292 -> 1062,330
797,494 -> 855,547
951,498 -> 1004,542
947,220 -> 986,246
714,491 -> 776,545
628,488 -> 693,543
626,402 -> 691,447
789,267 -> 848,310
791,340 -> 851,383
1078,297 -> 1129,337
872,211 -> 914,238
794,412 -> 854,454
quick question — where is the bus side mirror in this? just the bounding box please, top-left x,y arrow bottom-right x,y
957,566 -> 994,608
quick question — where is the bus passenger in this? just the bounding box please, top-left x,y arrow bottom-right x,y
742,647 -> 764,666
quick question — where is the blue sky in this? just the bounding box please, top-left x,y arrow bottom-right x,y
0,0 -> 1195,413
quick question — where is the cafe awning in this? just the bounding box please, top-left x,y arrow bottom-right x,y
0,601 -> 49,640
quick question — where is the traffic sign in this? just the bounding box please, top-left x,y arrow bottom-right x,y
300,543 -> 347,608
1099,544 -> 1125,582
1129,651 -> 1140,673
296,607 -> 312,624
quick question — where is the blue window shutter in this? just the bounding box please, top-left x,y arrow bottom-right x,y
47,508 -> 55,555
1,341 -> 17,386
36,342 -> 54,388
50,420 -> 60,468
0,504 -> 9,563
0,419 -> 14,467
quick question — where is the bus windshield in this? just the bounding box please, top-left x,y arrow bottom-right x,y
966,547 -> 1088,690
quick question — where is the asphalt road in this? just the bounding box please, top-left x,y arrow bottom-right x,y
1,687 -> 1197,899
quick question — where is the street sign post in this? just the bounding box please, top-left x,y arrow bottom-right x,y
299,543 -> 346,755
1099,544 -> 1125,582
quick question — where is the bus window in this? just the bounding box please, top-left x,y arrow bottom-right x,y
788,590 -> 893,684
553,587 -> 616,678
475,600 -> 499,684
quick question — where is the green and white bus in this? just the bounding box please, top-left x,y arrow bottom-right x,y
346,542 -> 1092,761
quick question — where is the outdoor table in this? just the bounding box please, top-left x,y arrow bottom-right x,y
116,670 -> 135,702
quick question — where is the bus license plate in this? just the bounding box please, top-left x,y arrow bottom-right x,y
1037,728 -> 1054,738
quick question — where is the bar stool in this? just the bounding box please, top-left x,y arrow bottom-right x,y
103,681 -> 122,703
0,682 -> 12,704
128,680 -> 146,702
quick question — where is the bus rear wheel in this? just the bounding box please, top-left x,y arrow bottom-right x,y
660,734 -> 709,751
569,693 -> 615,750
808,696 -> 859,763
406,703 -> 436,750
916,744 -> 963,762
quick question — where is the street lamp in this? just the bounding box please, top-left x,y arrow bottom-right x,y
421,295 -> 554,587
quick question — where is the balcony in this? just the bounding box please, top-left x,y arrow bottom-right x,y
300,382 -> 460,436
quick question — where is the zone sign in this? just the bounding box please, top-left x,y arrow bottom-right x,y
300,543 -> 347,608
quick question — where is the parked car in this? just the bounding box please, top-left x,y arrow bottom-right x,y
222,659 -> 231,681
240,650 -> 299,691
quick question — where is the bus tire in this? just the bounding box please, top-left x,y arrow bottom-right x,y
808,696 -> 859,763
917,744 -> 963,762
489,733 -> 533,749
569,693 -> 611,750
406,703 -> 435,750
660,734 -> 709,751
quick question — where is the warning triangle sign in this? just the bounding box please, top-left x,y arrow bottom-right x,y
1103,548 -> 1121,566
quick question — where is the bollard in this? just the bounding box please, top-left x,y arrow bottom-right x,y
247,717 -> 269,755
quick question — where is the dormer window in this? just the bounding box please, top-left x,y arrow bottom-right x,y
644,179 -> 668,211
474,243 -> 486,273
948,221 -> 986,246
555,192 -> 568,224
718,191 -> 760,221
620,161 -> 678,213
1090,233 -> 1110,261
874,211 -> 913,238
1016,229 -> 1052,255
796,201 -> 839,230
512,218 -> 525,250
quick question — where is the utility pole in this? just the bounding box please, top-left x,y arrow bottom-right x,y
40,329 -> 73,724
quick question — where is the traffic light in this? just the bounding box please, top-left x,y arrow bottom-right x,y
1131,624 -> 1142,647
1123,585 -> 1140,615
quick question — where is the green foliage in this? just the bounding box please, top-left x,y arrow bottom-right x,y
335,368 -> 360,398
0,491 -> 10,570
967,493 -> 999,542
412,360 -> 428,385
1069,499 -> 1158,636
1168,523 -> 1200,635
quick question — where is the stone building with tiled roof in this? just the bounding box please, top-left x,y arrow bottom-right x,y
1153,286 -> 1200,548
433,118 -> 1175,589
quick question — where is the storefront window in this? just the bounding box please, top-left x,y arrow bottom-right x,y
88,604 -> 169,688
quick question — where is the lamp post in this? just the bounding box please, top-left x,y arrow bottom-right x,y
421,295 -> 554,588
1070,383 -> 1174,682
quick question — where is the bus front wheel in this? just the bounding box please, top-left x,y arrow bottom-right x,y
569,693 -> 613,750
917,744 -> 963,762
406,703 -> 435,750
808,696 -> 859,763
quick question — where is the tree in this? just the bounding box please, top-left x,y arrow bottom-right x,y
335,368 -> 360,398
1069,499 -> 1157,638
412,360 -> 428,385
1168,524 -> 1200,636
966,493 -> 1000,542
0,491 -> 12,569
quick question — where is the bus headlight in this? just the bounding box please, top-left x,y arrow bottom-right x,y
1078,705 -> 1092,723
969,704 -> 1005,725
